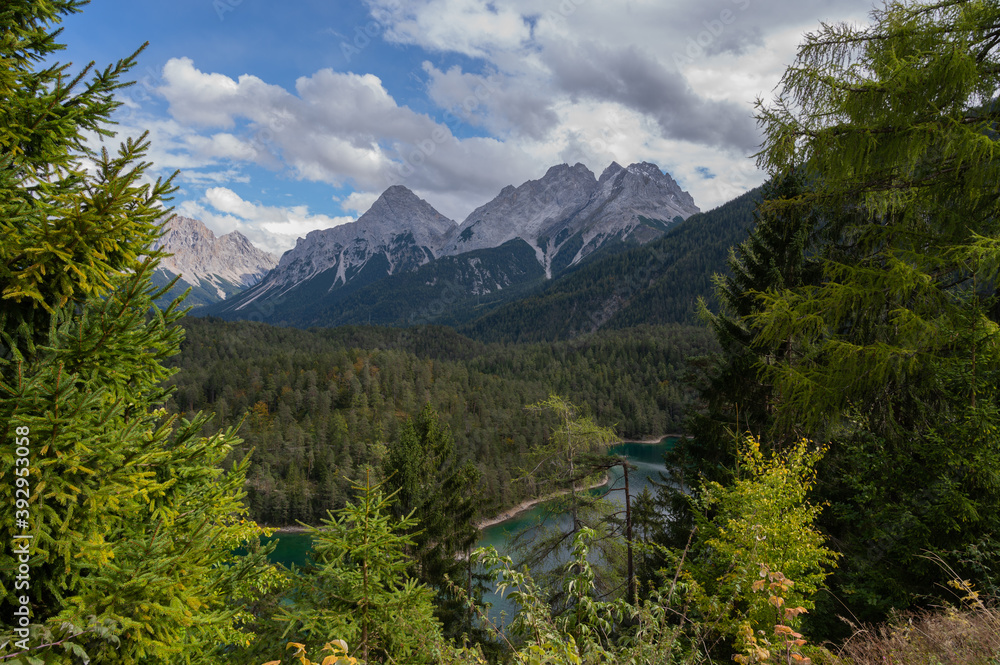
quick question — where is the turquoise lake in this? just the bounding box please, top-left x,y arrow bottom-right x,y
263,438 -> 675,624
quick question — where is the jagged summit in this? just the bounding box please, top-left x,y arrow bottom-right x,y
154,216 -> 277,299
201,161 -> 700,324
599,161 -> 624,182
226,185 -> 455,311
438,162 -> 598,273
438,160 -> 699,276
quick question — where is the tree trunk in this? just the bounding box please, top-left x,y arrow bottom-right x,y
624,460 -> 635,604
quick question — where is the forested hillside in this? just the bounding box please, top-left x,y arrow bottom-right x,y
166,317 -> 717,525
268,238 -> 546,328
461,187 -> 761,342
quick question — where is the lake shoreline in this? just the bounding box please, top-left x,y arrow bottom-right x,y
263,435 -> 683,535
473,473 -> 611,531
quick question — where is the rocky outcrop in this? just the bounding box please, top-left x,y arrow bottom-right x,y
439,161 -> 699,277
222,185 -> 455,311
154,216 -> 277,301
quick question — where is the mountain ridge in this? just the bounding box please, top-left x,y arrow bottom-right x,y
152,216 -> 278,308
201,160 -> 701,324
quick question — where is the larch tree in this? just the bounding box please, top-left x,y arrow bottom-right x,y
752,0 -> 1000,634
513,396 -> 621,612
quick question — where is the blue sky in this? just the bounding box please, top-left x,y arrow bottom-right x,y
59,0 -> 873,256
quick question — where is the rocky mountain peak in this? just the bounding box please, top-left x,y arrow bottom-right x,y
542,162 -> 593,180
154,215 -> 278,297
362,185 -> 455,238
599,161 -> 624,182
230,186 -> 457,311
562,161 -> 700,264
437,160 -> 700,276
438,162 -> 600,269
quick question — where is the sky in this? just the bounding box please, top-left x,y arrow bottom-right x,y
58,0 -> 875,256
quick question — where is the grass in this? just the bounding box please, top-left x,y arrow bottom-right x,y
835,604 -> 1000,665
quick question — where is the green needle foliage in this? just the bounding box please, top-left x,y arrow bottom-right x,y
276,471 -> 451,664
746,0 -> 1000,636
752,0 -> 1000,431
383,404 -> 483,639
0,2 -> 272,662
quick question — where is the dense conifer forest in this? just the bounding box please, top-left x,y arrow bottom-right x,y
165,318 -> 717,525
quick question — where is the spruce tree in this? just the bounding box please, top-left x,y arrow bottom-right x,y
275,471 -> 450,664
0,3 -> 270,662
382,404 -> 483,640
656,174 -> 822,543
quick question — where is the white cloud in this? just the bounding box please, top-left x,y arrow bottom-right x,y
178,187 -> 355,256
340,190 -> 381,215
367,0 -> 531,59
132,0 -> 879,253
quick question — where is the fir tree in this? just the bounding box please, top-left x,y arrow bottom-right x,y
276,471 -> 449,664
657,174 -> 824,557
383,404 -> 483,640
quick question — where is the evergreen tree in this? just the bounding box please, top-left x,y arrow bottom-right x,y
657,174 -> 824,557
751,0 -> 1000,634
0,3 -> 270,662
276,471 -> 450,664
383,404 -> 483,639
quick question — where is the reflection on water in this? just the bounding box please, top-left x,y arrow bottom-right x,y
262,531 -> 313,568
264,438 -> 676,630
476,438 -> 676,627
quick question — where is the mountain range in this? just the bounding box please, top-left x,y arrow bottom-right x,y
155,160 -> 759,339
195,160 -> 701,325
151,216 -> 277,308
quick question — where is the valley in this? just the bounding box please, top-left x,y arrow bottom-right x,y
12,1 -> 1000,663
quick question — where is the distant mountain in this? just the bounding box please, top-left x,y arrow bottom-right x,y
205,185 -> 455,321
438,161 -> 699,277
198,161 -> 701,326
458,186 -> 763,342
152,216 -> 277,308
284,238 -> 546,328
